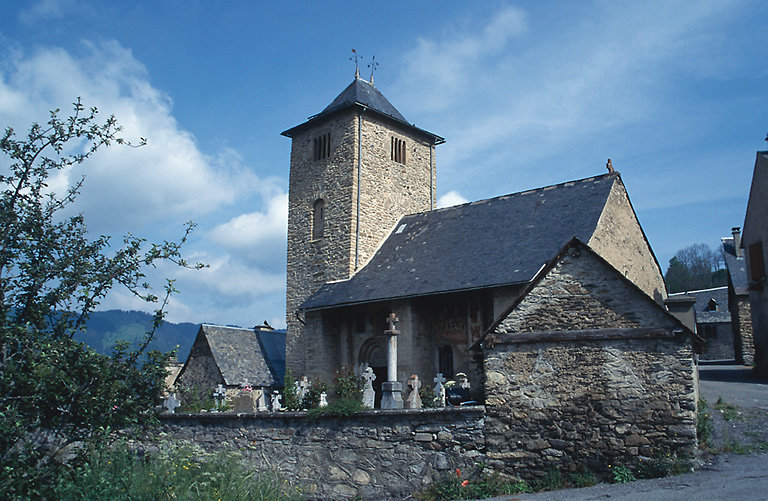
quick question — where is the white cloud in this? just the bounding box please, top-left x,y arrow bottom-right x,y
437,190 -> 468,208
0,40 -> 289,327
18,0 -> 75,24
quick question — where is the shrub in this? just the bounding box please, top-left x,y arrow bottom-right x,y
609,464 -> 636,484
418,464 -> 523,501
282,370 -> 302,411
569,469 -> 598,487
697,398 -> 713,447
176,383 -> 216,413
51,439 -> 302,500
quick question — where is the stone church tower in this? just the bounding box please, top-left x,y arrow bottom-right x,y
282,75 -> 444,373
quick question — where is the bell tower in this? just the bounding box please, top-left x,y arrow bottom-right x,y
282,75 -> 444,374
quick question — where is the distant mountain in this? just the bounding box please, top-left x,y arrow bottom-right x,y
75,310 -> 199,362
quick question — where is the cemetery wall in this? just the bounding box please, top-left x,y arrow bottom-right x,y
159,406 -> 485,500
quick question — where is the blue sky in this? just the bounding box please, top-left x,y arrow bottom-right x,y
1,0 -> 766,328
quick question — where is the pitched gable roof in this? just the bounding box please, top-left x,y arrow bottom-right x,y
302,174 -> 618,311
669,286 -> 730,324
281,78 -> 444,144
194,325 -> 280,387
723,236 -> 749,296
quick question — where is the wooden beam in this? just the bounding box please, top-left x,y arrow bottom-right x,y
488,327 -> 679,346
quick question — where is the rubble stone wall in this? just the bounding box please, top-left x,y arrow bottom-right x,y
733,296 -> 755,365
483,337 -> 698,480
160,407 -> 485,500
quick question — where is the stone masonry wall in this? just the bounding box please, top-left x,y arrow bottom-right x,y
286,112 -> 358,374
286,108 -> 437,376
699,322 -> 735,361
159,407 -> 485,500
734,296 -> 755,365
589,179 -> 667,304
483,338 -> 697,480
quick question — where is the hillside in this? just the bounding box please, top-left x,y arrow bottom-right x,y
75,310 -> 200,361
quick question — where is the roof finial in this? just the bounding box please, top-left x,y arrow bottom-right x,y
368,55 -> 379,85
350,49 -> 362,79
606,158 -> 614,174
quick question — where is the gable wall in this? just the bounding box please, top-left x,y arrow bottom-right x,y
589,180 -> 666,304
495,248 -> 678,335
176,335 -> 223,390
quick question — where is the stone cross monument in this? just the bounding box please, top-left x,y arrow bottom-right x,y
362,366 -> 376,408
380,312 -> 403,409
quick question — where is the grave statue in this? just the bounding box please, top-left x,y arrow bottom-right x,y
362,366 -> 376,408
433,373 -> 447,407
319,391 -> 328,407
404,374 -> 422,409
163,393 -> 180,414
297,376 -> 310,402
271,390 -> 282,411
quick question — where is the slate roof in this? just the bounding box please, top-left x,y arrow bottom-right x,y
669,287 -> 730,324
258,330 -> 286,386
723,237 -> 749,295
198,325 -> 280,387
302,174 -> 619,311
281,78 -> 444,144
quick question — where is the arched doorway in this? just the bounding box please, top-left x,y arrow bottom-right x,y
359,338 -> 387,408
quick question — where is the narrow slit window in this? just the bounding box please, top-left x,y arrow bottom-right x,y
312,199 -> 325,239
313,133 -> 332,161
391,136 -> 406,164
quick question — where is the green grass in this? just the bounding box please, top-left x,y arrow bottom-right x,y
52,440 -> 302,501
714,398 -> 741,421
697,398 -> 713,447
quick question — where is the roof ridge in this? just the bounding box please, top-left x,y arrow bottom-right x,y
428,173 -> 617,215
669,285 -> 728,295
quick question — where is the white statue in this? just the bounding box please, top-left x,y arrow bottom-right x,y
319,391 -> 328,407
271,390 -> 282,411
362,366 -> 376,408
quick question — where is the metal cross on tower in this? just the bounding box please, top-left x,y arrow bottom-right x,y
350,48 -> 363,79
368,55 -> 379,84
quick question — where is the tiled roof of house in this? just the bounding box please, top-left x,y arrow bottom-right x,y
199,325 -> 281,387
669,286 -> 730,324
302,174 -> 619,311
723,237 -> 749,295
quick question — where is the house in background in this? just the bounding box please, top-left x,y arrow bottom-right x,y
723,228 -> 754,365
175,323 -> 285,398
669,286 -> 732,360
742,148 -> 768,377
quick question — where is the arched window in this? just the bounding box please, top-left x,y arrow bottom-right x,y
312,199 -> 325,239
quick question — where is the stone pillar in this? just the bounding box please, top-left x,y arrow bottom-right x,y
381,313 -> 403,409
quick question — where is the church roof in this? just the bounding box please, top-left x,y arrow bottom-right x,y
281,77 -> 444,144
195,325 -> 281,387
320,77 -> 407,122
302,174 -> 619,311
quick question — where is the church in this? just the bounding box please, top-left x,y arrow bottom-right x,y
282,73 -> 683,403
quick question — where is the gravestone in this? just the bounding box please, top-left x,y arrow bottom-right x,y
213,384 -> 227,411
256,388 -> 268,412
362,366 -> 376,408
404,374 -> 422,409
233,389 -> 255,413
433,373 -> 447,407
163,393 -> 180,413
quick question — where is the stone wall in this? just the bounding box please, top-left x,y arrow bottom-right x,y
159,407 -> 485,500
483,335 -> 697,480
733,296 -> 755,365
589,179 -> 667,304
698,322 -> 735,361
286,107 -> 438,376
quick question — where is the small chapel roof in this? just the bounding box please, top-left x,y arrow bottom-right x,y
281,77 -> 444,144
302,173 -> 619,311
193,324 -> 281,387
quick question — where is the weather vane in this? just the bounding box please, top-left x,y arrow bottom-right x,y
368,55 -> 379,84
350,49 -> 363,79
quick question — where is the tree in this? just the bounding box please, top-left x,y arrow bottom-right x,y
0,100 -> 200,495
664,243 -> 726,293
